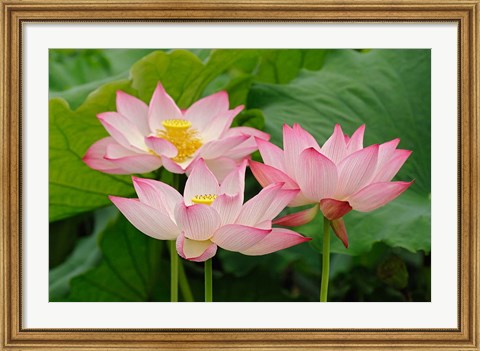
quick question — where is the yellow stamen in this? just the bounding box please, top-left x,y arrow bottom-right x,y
191,194 -> 217,206
157,119 -> 202,163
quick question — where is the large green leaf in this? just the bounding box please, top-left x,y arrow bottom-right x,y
49,207 -> 118,301
49,80 -> 137,222
49,212 -> 93,269
50,49 -> 156,109
255,49 -> 329,84
222,49 -> 329,107
50,49 -> 113,92
131,49 -> 261,108
67,215 -> 166,302
306,192 -> 431,255
247,49 -> 431,255
130,50 -> 205,104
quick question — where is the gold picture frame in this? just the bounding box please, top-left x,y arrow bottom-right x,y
1,0 -> 478,350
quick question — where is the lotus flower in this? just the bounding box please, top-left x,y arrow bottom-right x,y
250,123 -> 413,247
110,159 -> 310,262
83,82 -> 269,181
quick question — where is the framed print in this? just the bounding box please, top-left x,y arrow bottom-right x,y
1,0 -> 479,350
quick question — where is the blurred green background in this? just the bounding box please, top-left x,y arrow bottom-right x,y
49,49 -> 431,302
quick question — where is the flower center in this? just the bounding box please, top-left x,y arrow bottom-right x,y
157,119 -> 202,163
191,194 -> 217,206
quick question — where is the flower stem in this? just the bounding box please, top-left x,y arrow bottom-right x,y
320,215 -> 331,302
168,173 -> 181,303
171,172 -> 180,189
205,258 -> 213,302
178,259 -> 194,302
169,240 -> 178,302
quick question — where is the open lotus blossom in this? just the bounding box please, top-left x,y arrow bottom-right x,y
250,123 -> 413,248
110,158 -> 310,262
83,82 -> 269,181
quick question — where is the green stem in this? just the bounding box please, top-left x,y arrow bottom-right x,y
320,216 -> 331,302
178,259 -> 194,302
171,173 -> 180,189
169,240 -> 178,302
205,258 -> 213,302
167,173 -> 181,303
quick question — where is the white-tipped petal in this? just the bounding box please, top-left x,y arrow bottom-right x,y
212,224 -> 270,252
148,83 -> 183,132
296,148 -> 338,202
176,233 -> 217,262
240,228 -> 311,256
183,159 -> 220,205
110,196 -> 179,240
132,177 -> 183,219
174,203 -> 221,241
236,183 -> 299,227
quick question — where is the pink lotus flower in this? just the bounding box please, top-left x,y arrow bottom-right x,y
83,83 -> 269,181
250,123 -> 413,247
110,159 -> 310,262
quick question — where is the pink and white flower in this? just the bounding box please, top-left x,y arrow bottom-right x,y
250,123 -> 413,247
110,159 -> 310,262
83,82 -> 269,181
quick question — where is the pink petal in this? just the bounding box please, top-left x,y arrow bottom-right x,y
220,136 -> 259,160
220,159 -> 247,196
283,124 -> 321,177
375,138 -> 400,173
104,145 -> 163,174
185,91 -> 229,132
199,135 -> 249,159
249,161 -> 299,189
183,158 -> 220,205
347,181 -> 414,212
83,137 -> 129,174
249,161 -> 311,207
212,193 -> 243,226
203,157 -> 238,183
256,138 -> 287,173
319,198 -> 352,220
321,124 -> 348,164
346,124 -> 365,155
335,144 -> 379,199
273,205 -> 319,227
330,218 -> 348,248
240,228 -> 311,256
212,224 -> 271,251
288,192 -> 318,207
161,156 -> 187,174
236,183 -> 299,227
132,177 -> 183,219
224,126 -> 270,141
200,105 -> 244,142
109,196 -> 179,240
174,202 -> 221,241
296,148 -> 338,202
372,149 -> 412,183
104,142 -> 139,158
148,83 -> 183,132
116,91 -> 150,135
97,112 -> 146,151
144,136 -> 177,158
293,123 -> 320,149
176,233 -> 217,262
